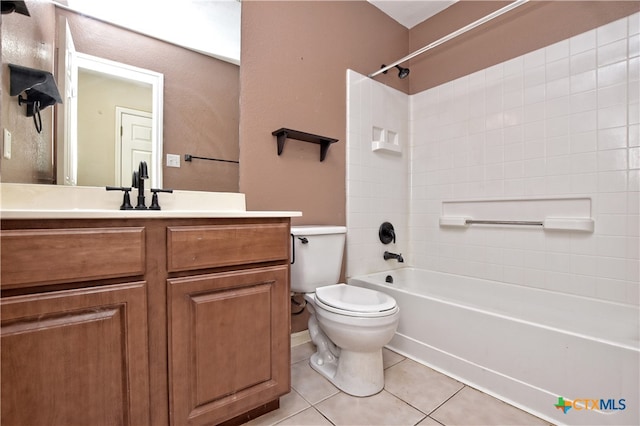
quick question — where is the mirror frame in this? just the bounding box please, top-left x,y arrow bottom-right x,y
68,52 -> 164,188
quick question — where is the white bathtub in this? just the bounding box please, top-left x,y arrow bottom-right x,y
348,268 -> 639,426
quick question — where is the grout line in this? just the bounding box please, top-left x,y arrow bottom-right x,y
427,385 -> 467,417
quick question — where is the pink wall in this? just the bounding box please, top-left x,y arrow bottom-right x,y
240,0 -> 409,225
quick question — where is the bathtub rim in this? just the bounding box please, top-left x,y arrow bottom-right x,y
348,267 -> 640,352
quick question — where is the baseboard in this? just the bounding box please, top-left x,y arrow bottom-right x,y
291,330 -> 311,347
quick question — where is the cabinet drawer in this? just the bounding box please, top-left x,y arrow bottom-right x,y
167,223 -> 289,272
1,228 -> 145,289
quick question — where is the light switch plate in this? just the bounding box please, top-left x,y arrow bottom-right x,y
166,153 -> 180,168
3,129 -> 11,159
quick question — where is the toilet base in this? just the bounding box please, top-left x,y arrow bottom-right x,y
310,348 -> 384,397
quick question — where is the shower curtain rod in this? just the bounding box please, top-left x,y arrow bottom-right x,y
368,0 -> 529,78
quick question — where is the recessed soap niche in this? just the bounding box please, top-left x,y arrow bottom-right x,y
372,126 -> 401,154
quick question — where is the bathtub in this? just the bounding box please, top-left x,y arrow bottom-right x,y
348,268 -> 639,426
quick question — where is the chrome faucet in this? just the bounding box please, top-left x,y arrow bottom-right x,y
383,251 -> 404,263
132,161 -> 149,209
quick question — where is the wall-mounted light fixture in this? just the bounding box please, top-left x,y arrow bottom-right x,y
9,64 -> 63,133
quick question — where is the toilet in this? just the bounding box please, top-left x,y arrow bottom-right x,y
290,226 -> 400,397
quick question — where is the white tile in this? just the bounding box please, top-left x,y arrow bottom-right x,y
597,16 -> 628,46
569,90 -> 597,113
598,127 -> 628,151
571,49 -> 597,74
597,148 -> 628,171
571,69 -> 597,93
630,12 -> 640,36
598,104 -> 628,130
598,39 -> 628,67
598,83 -> 627,109
630,147 -> 640,169
546,39 -> 570,63
598,61 -> 627,88
571,29 -> 596,54
598,170 -> 628,192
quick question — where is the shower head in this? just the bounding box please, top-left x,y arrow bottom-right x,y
381,64 -> 410,79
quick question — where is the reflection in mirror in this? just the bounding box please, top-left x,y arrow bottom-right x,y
1,0 -> 240,192
58,47 -> 163,188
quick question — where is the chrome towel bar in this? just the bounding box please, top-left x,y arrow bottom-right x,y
465,220 -> 543,226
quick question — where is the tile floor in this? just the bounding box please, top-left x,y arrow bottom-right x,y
247,341 -> 553,426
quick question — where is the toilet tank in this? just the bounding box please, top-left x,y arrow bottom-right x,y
290,226 -> 347,293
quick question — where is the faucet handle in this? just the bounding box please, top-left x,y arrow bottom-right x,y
149,188 -> 173,210
105,186 -> 133,210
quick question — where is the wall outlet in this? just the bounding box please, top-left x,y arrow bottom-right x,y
166,153 -> 180,168
3,129 -> 11,159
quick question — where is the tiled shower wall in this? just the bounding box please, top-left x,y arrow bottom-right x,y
347,13 -> 639,305
346,70 -> 409,277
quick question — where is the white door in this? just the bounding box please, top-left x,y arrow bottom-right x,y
56,18 -> 78,186
116,108 -> 153,187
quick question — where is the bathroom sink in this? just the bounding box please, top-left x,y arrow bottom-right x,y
0,183 -> 302,219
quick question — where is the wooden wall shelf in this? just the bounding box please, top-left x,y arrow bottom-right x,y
272,128 -> 338,162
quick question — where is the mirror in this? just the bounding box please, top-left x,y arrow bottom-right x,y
1,0 -> 240,192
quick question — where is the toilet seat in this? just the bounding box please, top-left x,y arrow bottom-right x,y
314,284 -> 398,318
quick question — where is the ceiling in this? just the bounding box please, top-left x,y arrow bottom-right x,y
368,0 -> 457,29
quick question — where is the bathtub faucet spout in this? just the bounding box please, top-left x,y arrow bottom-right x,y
383,251 -> 404,263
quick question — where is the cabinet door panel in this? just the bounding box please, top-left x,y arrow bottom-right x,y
1,282 -> 150,426
168,266 -> 290,425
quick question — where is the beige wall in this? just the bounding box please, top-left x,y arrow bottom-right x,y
77,71 -> 152,186
240,0 -> 639,227
1,0 -> 56,183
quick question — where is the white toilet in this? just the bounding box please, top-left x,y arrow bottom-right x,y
290,226 -> 400,397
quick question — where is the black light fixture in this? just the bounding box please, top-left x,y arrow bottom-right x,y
9,64 -> 63,133
1,1 -> 30,16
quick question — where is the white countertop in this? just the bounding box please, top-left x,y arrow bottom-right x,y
1,183 -> 302,219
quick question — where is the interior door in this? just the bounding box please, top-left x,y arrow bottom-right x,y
56,18 -> 78,186
117,108 -> 153,186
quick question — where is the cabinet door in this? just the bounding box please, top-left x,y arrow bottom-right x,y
1,282 -> 150,426
168,266 -> 290,425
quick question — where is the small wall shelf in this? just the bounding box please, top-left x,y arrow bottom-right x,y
272,128 -> 338,162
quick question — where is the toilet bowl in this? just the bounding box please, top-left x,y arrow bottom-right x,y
290,226 -> 400,397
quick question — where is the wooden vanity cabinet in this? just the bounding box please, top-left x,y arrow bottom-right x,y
166,222 -> 291,425
1,217 -> 292,426
0,224 -> 150,426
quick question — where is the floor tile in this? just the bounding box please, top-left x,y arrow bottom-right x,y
291,341 -> 316,364
291,359 -> 340,404
245,389 -> 310,426
383,347 -> 406,369
275,407 -> 333,425
384,358 -> 464,414
431,386 -> 552,426
417,416 -> 444,425
315,390 -> 426,426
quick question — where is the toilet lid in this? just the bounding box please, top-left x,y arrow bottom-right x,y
315,284 -> 397,314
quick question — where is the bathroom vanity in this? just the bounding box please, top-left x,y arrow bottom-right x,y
0,184 -> 300,426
